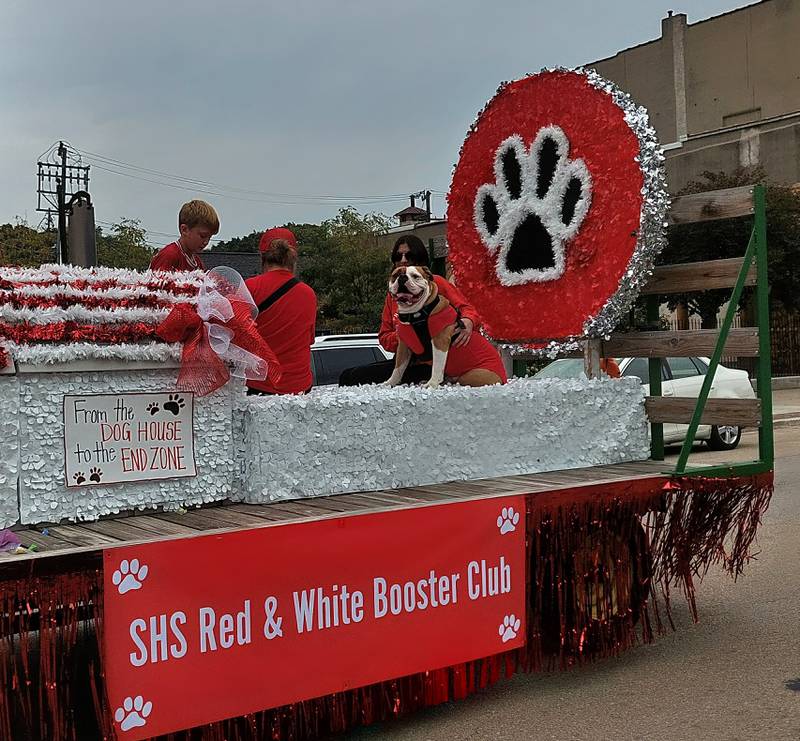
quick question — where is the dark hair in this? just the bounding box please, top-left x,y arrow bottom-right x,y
262,239 -> 297,271
391,235 -> 430,266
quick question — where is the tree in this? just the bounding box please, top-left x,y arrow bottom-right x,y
0,220 -> 56,266
209,223 -> 330,254
96,219 -> 152,270
659,168 -> 800,327
0,218 -> 154,271
298,207 -> 392,332
208,230 -> 262,252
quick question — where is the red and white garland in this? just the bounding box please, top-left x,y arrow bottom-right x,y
0,263 -> 204,291
0,264 -> 206,367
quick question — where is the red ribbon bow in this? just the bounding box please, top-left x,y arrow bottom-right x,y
157,300 -> 281,397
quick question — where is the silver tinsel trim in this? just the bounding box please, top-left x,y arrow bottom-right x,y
579,67 -> 669,341
6,341 -> 182,365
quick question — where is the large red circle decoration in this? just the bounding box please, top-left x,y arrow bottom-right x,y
448,69 -> 668,347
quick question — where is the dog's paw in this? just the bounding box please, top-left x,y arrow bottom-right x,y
424,380 -> 442,390
474,125 -> 591,286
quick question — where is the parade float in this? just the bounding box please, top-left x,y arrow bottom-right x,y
0,69 -> 773,741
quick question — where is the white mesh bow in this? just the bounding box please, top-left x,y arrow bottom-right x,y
196,267 -> 267,380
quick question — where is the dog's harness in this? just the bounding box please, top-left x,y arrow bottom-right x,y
396,296 -> 440,361
396,296 -> 464,362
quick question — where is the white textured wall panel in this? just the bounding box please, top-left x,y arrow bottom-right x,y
17,369 -> 235,524
0,375 -> 19,528
239,377 -> 650,503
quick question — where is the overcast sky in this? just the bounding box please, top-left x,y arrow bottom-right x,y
1,0 -> 754,246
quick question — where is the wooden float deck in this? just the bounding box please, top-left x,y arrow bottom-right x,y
0,460 -> 666,578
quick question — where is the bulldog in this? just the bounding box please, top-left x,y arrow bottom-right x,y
385,266 -> 507,389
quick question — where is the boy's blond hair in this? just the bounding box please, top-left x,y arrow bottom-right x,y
178,200 -> 220,233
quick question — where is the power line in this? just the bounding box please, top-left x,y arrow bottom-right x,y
74,146 -> 415,205
89,162 -> 410,207
96,219 -> 228,246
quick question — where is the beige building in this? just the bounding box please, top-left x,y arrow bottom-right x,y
591,0 -> 800,192
386,1 -> 799,260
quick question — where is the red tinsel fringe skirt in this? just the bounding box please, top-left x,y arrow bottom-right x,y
0,473 -> 772,740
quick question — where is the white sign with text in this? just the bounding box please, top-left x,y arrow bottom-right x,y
63,392 -> 196,487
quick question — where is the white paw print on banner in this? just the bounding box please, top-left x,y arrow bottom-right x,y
496,506 -> 520,535
112,558 -> 149,595
499,614 -> 521,643
115,695 -> 153,732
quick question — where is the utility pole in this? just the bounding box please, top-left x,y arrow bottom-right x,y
409,190 -> 433,221
37,142 -> 91,260
57,141 -> 68,263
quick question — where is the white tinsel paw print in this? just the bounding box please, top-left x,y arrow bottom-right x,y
498,614 -> 521,643
474,125 -> 592,286
496,506 -> 520,535
114,695 -> 153,732
112,558 -> 149,595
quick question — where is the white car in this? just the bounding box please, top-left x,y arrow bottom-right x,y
311,334 -> 393,386
533,356 -> 755,450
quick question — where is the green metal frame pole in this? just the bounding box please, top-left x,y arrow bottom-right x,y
674,230 -> 757,474
753,185 -> 774,468
647,295 -> 664,461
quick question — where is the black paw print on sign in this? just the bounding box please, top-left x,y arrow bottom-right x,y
474,126 -> 592,285
89,467 -> 103,483
163,394 -> 185,416
146,402 -> 160,416
73,472 -> 86,485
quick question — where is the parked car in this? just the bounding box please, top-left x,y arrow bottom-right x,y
533,356 -> 755,450
311,334 -> 393,387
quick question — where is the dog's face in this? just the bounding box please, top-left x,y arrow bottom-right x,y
389,265 -> 435,314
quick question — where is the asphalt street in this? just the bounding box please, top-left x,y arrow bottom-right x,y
346,427 -> 800,741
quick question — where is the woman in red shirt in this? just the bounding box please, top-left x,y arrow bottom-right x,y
339,235 -> 483,386
245,229 -> 317,395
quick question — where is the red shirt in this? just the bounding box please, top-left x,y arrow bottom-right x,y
245,269 -> 317,394
149,242 -> 205,272
379,275 -> 481,353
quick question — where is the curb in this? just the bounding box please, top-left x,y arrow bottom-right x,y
751,376 -> 800,391
774,415 -> 800,429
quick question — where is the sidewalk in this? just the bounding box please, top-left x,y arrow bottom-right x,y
772,387 -> 800,427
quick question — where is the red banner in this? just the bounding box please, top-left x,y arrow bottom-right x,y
103,496 -> 526,739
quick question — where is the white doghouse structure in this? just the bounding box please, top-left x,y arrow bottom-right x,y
0,355 -> 649,527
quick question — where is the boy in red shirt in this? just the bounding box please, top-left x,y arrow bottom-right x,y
149,200 -> 219,271
245,228 -> 317,395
